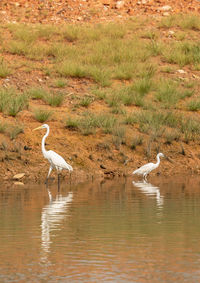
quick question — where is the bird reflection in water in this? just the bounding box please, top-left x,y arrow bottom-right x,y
132,180 -> 164,208
40,189 -> 73,263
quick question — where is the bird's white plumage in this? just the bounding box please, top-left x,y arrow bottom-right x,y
133,153 -> 164,181
33,124 -> 73,181
46,150 -> 73,171
133,162 -> 156,175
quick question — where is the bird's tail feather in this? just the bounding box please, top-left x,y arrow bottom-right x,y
132,169 -> 138,175
67,164 -> 73,171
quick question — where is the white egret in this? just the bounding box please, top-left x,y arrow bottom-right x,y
33,124 -> 73,184
132,153 -> 164,181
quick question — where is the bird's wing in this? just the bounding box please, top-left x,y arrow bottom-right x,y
133,162 -> 154,175
47,150 -> 73,171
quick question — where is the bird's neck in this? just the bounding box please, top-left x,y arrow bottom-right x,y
42,127 -> 49,156
156,155 -> 160,166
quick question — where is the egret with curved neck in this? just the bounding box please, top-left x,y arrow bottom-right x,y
132,153 -> 164,181
33,124 -> 73,184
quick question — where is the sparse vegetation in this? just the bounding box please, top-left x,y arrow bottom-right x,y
187,100 -> 200,111
131,135 -> 143,150
34,109 -> 53,122
79,97 -> 93,108
9,125 -> 24,140
0,14 -> 200,174
44,92 -> 65,107
0,88 -> 28,116
0,59 -> 11,78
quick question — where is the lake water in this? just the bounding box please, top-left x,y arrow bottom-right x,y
1,177 -> 200,282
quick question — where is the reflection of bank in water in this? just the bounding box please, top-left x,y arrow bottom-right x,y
41,191 -> 73,263
132,180 -> 164,208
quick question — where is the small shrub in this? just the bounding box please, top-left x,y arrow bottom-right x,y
0,121 -> 6,133
187,100 -> 200,111
34,109 -> 52,122
28,87 -> 48,100
112,125 -> 126,148
45,92 -> 64,107
156,80 -> 180,108
123,113 -> 137,125
92,88 -> 107,100
54,80 -> 67,88
178,14 -> 200,30
0,59 -> 11,78
164,129 -> 180,144
97,114 -> 117,134
7,95 -> 28,117
158,15 -> 176,28
62,26 -> 80,42
8,125 -> 24,140
147,40 -> 163,56
78,113 -> 97,135
111,106 -> 126,115
65,117 -> 79,130
134,78 -> 152,96
131,135 -> 143,150
0,88 -> 28,116
79,97 -> 93,108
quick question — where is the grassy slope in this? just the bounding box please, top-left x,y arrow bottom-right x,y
0,14 -> 200,181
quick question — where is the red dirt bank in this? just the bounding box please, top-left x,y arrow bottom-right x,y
0,0 -> 200,25
0,1 -> 200,184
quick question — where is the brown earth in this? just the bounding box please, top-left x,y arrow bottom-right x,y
0,1 -> 200,184
0,0 -> 200,24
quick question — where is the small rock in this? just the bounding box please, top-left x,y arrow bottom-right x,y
24,145 -> 32,151
100,164 -> 106,169
163,12 -> 170,16
168,30 -> 175,35
160,5 -> 172,11
177,69 -> 186,74
77,16 -> 83,21
116,1 -> 125,9
14,182 -> 24,186
13,173 -> 25,180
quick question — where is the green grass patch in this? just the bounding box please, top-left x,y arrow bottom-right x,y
79,97 -> 93,108
8,125 -> 24,140
155,80 -> 192,108
28,87 -> 49,100
0,88 -> 28,116
44,92 -> 65,107
33,109 -> 52,122
163,41 -> 200,67
187,100 -> 200,111
130,135 -> 143,150
54,79 -> 67,88
0,59 -> 11,78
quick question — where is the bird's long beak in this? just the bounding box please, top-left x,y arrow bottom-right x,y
33,126 -> 43,131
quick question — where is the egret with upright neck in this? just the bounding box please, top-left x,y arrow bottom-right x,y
33,124 -> 73,184
133,153 -> 164,181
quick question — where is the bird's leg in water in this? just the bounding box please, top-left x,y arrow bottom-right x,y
144,174 -> 148,182
58,173 -> 61,192
69,171 -> 72,185
45,166 -> 53,184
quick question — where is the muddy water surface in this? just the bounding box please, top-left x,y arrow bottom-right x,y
1,177 -> 200,282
